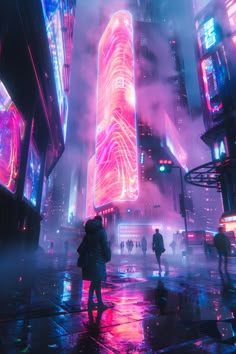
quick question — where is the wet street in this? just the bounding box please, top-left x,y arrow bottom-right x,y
1,250 -> 236,353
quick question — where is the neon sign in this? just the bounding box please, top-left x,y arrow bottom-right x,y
23,137 -> 41,207
201,55 -> 223,113
213,137 -> 229,161
95,11 -> 139,208
0,81 -> 25,193
197,17 -> 219,57
41,0 -> 67,141
204,18 -> 217,50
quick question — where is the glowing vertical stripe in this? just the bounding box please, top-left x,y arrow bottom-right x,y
0,82 -> 25,194
95,11 -> 139,208
86,155 -> 96,217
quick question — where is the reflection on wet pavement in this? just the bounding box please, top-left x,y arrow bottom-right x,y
0,251 -> 236,353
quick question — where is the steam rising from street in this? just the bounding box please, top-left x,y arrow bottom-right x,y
42,0 -> 224,253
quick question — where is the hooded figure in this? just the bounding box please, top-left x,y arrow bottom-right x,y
77,217 -> 111,309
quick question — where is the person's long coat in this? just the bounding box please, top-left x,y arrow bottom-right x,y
77,220 -> 111,281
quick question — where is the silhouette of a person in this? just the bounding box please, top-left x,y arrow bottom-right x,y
152,228 -> 165,273
214,226 -> 231,274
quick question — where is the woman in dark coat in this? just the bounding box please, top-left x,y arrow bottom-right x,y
77,216 -> 111,309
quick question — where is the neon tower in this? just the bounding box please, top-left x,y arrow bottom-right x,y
94,11 -> 139,209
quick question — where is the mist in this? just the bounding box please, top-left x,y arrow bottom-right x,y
39,0 -> 224,254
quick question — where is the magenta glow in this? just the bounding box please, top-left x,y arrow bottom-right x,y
95,11 -> 139,208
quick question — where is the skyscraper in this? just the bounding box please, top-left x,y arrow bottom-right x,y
95,11 -> 139,208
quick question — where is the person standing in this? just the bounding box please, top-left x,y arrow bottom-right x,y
141,236 -> 147,256
214,226 -> 231,274
77,216 -> 111,310
152,229 -> 165,273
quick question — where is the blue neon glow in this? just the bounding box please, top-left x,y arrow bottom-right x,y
41,0 -> 67,142
204,18 -> 217,50
23,139 -> 41,207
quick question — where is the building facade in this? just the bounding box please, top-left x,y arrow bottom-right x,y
192,0 -> 236,228
0,0 -> 76,251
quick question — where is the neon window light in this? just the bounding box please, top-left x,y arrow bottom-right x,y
0,81 -> 25,194
23,136 -> 41,207
204,18 -> 217,50
201,56 -> 223,113
95,11 -> 139,208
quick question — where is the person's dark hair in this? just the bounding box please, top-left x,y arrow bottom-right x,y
94,215 -> 102,222
85,219 -> 98,233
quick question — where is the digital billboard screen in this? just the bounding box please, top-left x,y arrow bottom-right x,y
95,11 -> 139,208
41,0 -> 67,141
196,16 -> 220,57
201,52 -> 224,116
0,81 -> 25,194
23,137 -> 41,207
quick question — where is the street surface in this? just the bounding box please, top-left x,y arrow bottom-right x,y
0,249 -> 236,353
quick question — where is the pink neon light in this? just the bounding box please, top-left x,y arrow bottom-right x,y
164,111 -> 188,171
86,155 -> 96,217
226,0 -> 236,33
201,57 -> 223,113
0,82 -> 25,193
95,11 -> 139,208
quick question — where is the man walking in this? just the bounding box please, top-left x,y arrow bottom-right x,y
152,229 -> 165,273
214,226 -> 231,274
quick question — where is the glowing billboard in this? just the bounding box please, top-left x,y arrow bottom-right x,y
23,137 -> 41,207
95,11 -> 139,208
196,17 -> 220,57
201,54 -> 223,114
0,81 -> 25,193
41,0 -> 67,141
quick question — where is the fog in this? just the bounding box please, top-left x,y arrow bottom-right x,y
39,0 -> 224,253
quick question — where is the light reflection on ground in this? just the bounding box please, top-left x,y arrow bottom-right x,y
0,252 -> 236,352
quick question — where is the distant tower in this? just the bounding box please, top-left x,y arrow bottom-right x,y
94,11 -> 139,209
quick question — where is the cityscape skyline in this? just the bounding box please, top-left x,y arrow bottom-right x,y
47,0 -> 224,247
